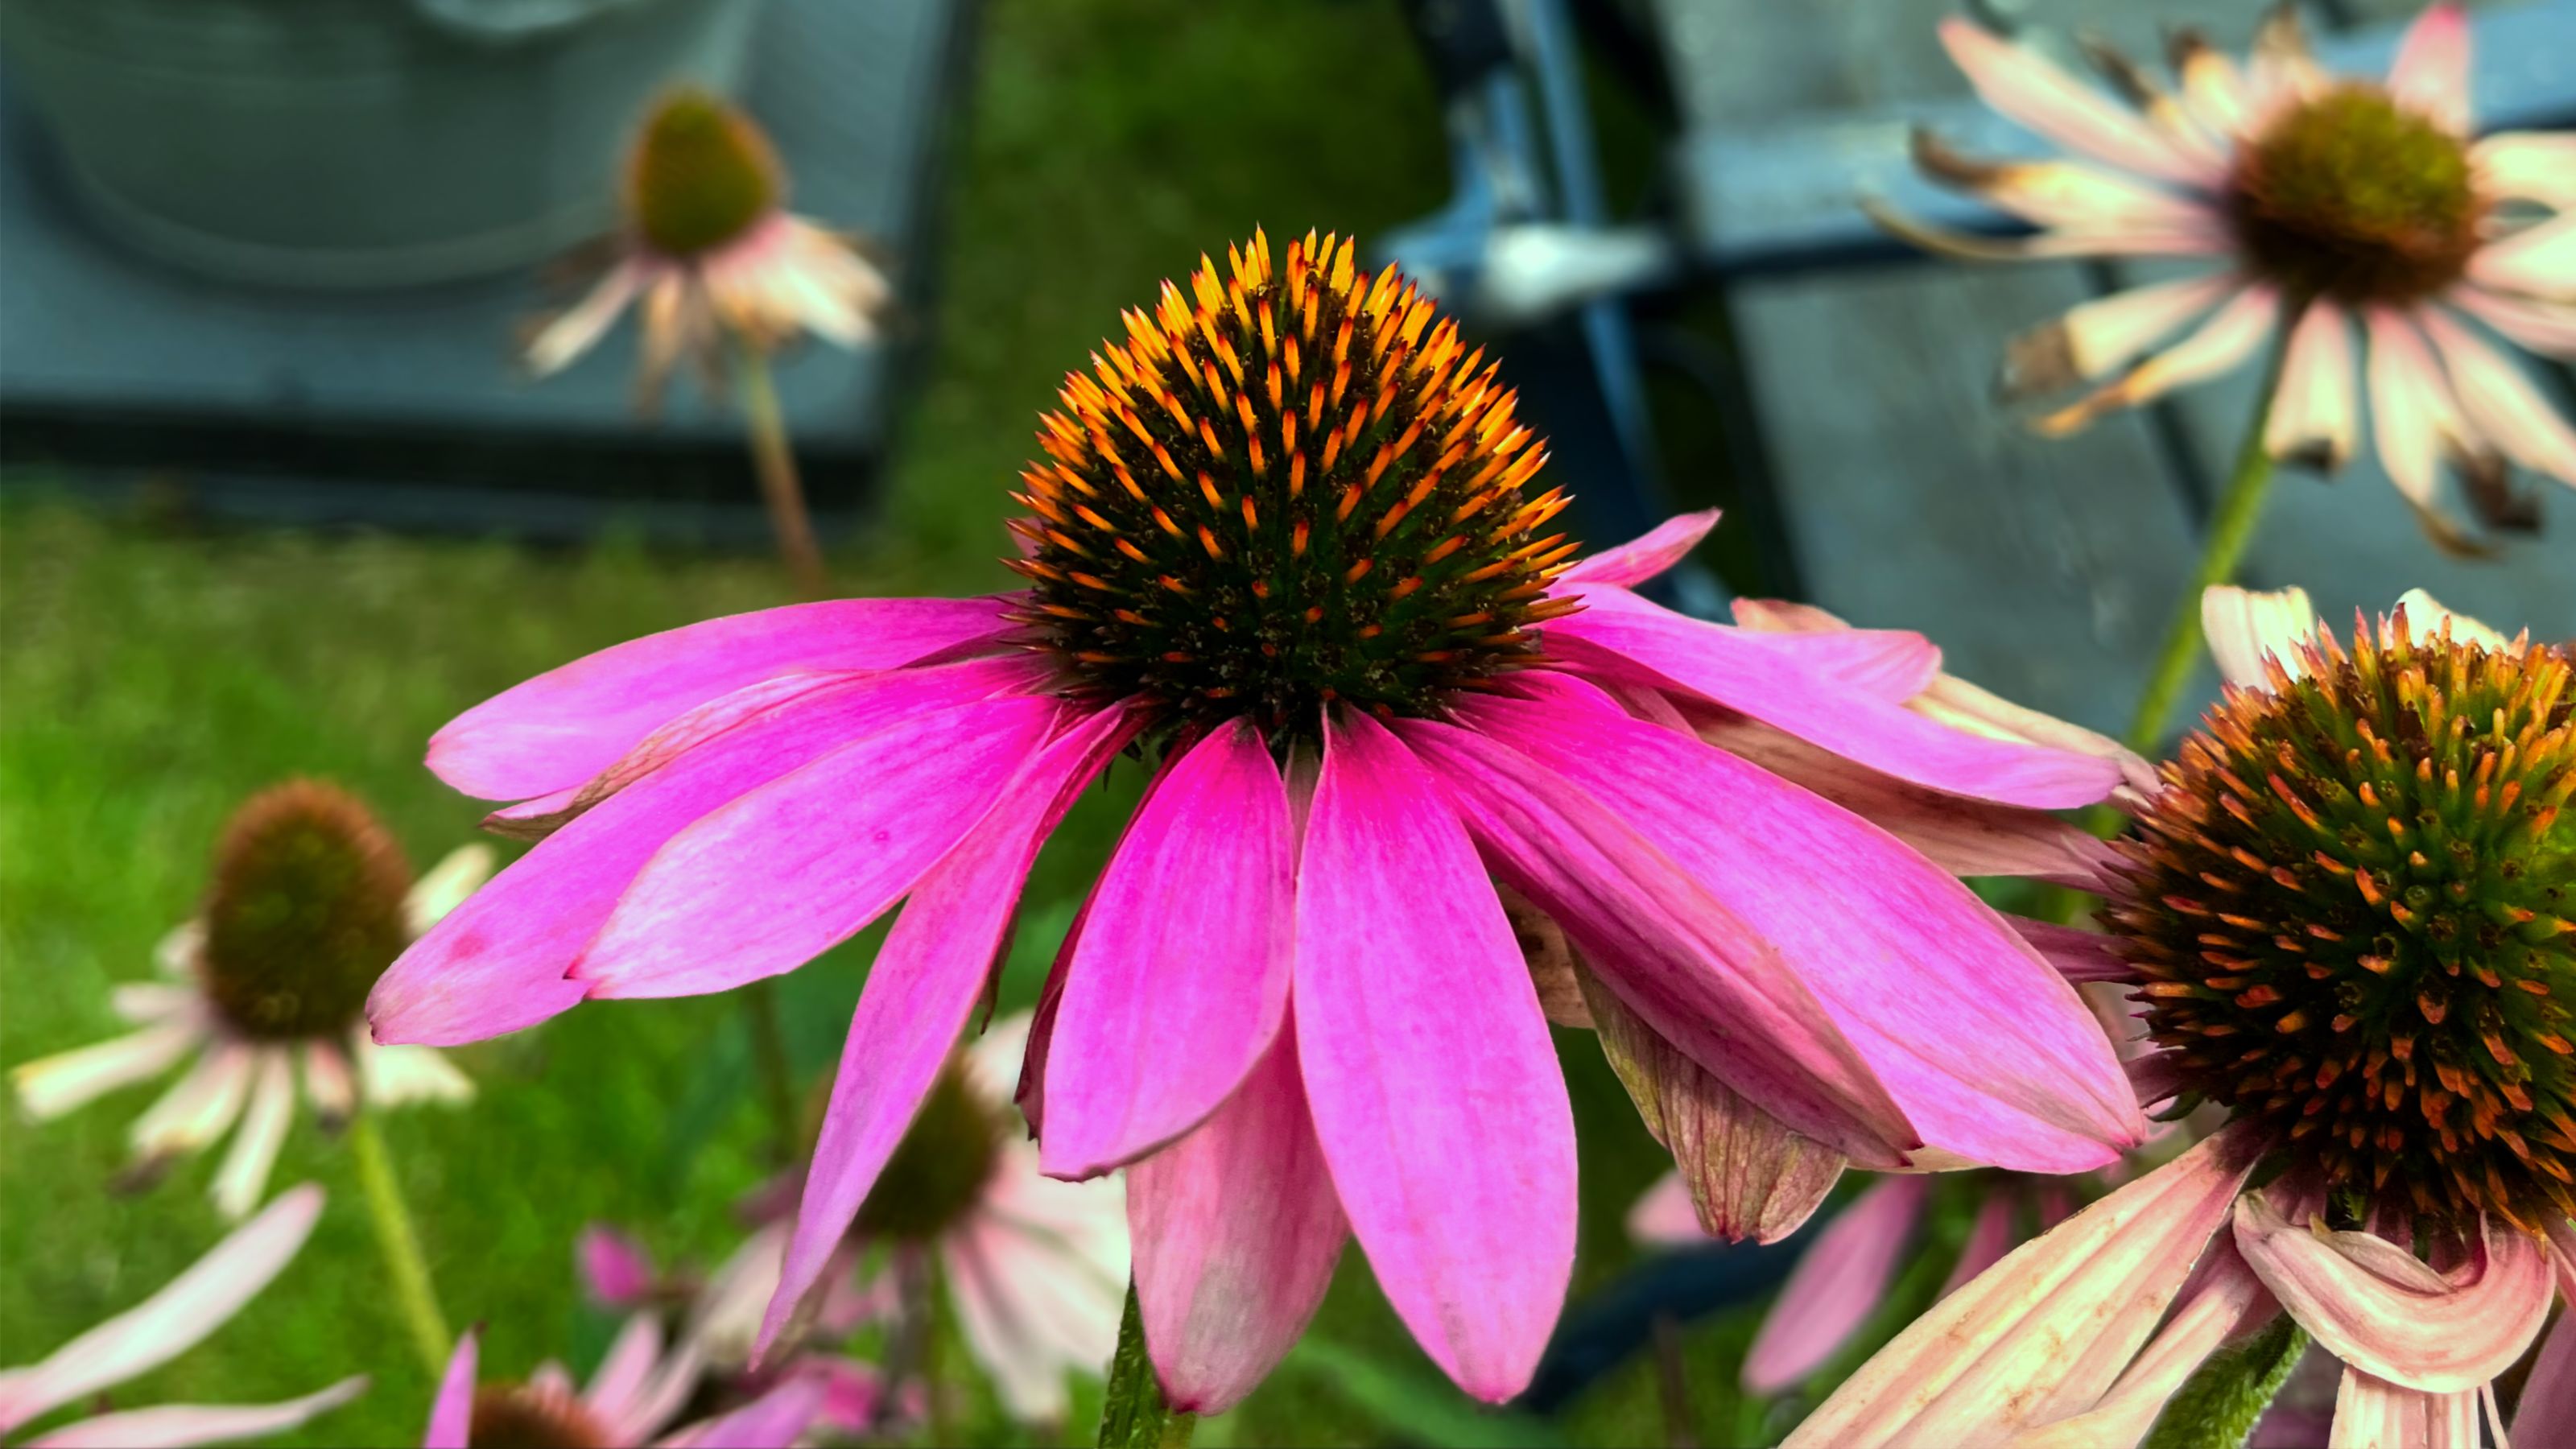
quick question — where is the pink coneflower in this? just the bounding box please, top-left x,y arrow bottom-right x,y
0,1184 -> 366,1447
422,1319 -> 829,1449
372,230 -> 2147,1406
12,782 -> 489,1220
1881,4 -> 2575,547
1788,586 -> 2576,1444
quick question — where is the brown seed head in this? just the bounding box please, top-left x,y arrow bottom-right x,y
199,780 -> 414,1042
626,89 -> 782,259
2227,85 -> 2480,306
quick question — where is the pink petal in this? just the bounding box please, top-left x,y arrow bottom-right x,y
2361,307 -> 2480,526
2033,284 -> 2281,437
424,1330 -> 477,1449
582,1314 -> 666,1430
1465,681 -> 2142,1172
1940,1190 -> 2019,1297
2009,1236 -> 2276,1447
578,1226 -> 659,1307
2470,214 -> 2576,302
1559,509 -> 1719,588
2009,919 -> 2140,985
2471,133 -> 2576,212
1547,603 -> 2122,809
572,694 -> 1065,1000
1934,18 -> 2219,186
429,596 -> 1013,801
2387,2 -> 2471,134
1042,719 -> 1297,1178
662,1373 -> 827,1449
2511,1299 -> 2576,1443
1292,710 -> 1576,1403
2446,284 -> 2576,358
2421,308 -> 2576,485
1743,1177 -> 1933,1394
2028,273 -> 2240,388
27,1378 -> 368,1449
1627,1173 -> 1707,1247
2330,1369 -> 2480,1449
1129,1023 -> 1349,1414
2231,1196 -> 2553,1393
372,658 -> 1040,1045
1395,716 -> 1918,1167
0,1184 -> 323,1435
1592,588 -> 1938,704
1784,1129 -> 2257,1447
755,705 -> 1133,1360
2200,584 -> 2320,690
2265,302 -> 2359,469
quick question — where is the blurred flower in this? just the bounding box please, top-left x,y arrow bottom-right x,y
1787,586 -> 2576,1444
1883,5 -> 2575,548
12,781 -> 489,1220
0,1184 -> 365,1447
421,1318 -> 832,1449
374,230 -> 2145,1407
525,89 -> 893,408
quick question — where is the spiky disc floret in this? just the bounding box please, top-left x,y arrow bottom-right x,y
200,780 -> 414,1042
2106,613 -> 2576,1227
1002,230 -> 1579,738
2228,85 -> 2479,305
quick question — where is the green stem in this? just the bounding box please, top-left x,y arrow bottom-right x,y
349,1112 -> 452,1378
743,979 -> 800,1166
735,344 -> 828,600
1098,1282 -> 1194,1449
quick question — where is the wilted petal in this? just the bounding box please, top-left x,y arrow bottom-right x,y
1785,1129 -> 2256,1447
1294,710 -> 1575,1402
2000,274 -> 2236,400
129,1043 -> 254,1160
1909,132 -> 2219,237
2328,1368 -> 2479,1449
2232,1196 -> 2552,1393
2201,584 -> 2319,690
2265,303 -> 2358,470
2361,307 -> 2487,542
1743,1177 -> 1933,1394
1560,510 -> 1719,588
2386,2 -> 2471,134
1129,1024 -> 1348,1415
2035,285 -> 2280,437
1935,18 -> 2219,186
2392,590 -> 2512,652
526,262 -> 642,376
2005,1238 -> 2273,1447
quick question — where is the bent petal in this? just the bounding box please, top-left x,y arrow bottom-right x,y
663,1373 -> 827,1449
428,596 -> 1013,801
1743,1177 -> 1933,1394
427,1331 -> 478,1449
2007,1239 -> 2273,1447
1043,719 -> 1297,1178
572,695 -> 1063,999
2000,273 -> 2236,400
2201,584 -> 2319,691
1785,1129 -> 2256,1447
2467,215 -> 2574,303
2471,133 -> 2576,212
0,1185 -> 324,1436
2232,1196 -> 2552,1394
757,706 -> 1133,1360
2264,302 -> 2358,470
1294,710 -> 1576,1403
28,1378 -> 369,1449
2329,1369 -> 2479,1449
2034,285 -> 2280,437
2386,2 -> 2471,135
1559,510 -> 1719,588
1934,19 -> 2218,186
1129,1023 -> 1348,1415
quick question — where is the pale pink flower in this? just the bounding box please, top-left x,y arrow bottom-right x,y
373,232 -> 2146,1406
525,89 -> 891,407
421,1320 -> 832,1449
12,782 -> 490,1220
1885,4 -> 2576,548
1787,585 -> 2576,1445
0,1184 -> 366,1447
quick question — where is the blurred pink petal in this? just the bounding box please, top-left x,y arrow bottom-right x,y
2360,308 -> 2483,535
2009,919 -> 2137,985
2034,285 -> 2279,437
428,596 -> 1011,800
2471,133 -> 2576,212
1129,1024 -> 1348,1414
584,1315 -> 667,1432
1786,1129 -> 2256,1447
1043,718 -> 1297,1178
2231,1196 -> 2552,1393
2329,1368 -> 2479,1449
2466,215 -> 2575,306
29,1378 -> 367,1449
2386,2 -> 2471,134
1934,18 -> 2219,186
1627,1172 -> 1706,1247
10,1020 -> 202,1121
2420,309 -> 2576,486
2264,302 -> 2358,469
0,1184 -> 323,1435
1293,710 -> 1575,1403
579,1226 -> 660,1308
424,1330 -> 477,1449
2512,1302 -> 2576,1443
2446,284 -> 2576,357
944,1146 -> 1129,1422
658,1372 -> 824,1449
1559,509 -> 1719,588
1743,1176 -> 1932,1393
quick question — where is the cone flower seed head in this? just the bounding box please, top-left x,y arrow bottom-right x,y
2229,85 -> 2479,305
625,89 -> 782,260
850,1065 -> 1003,1242
2106,611 -> 2576,1227
200,780 -> 415,1042
1003,229 -> 1576,741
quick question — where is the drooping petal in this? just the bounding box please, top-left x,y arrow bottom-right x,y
2421,309 -> 2576,486
756,706 -> 1133,1360
1559,510 -> 1719,588
2471,132 -> 2576,211
1935,18 -> 2220,187
1042,719 -> 1296,1178
2173,33 -> 2253,139
1129,1024 -> 1348,1415
1293,710 -> 1576,1403
354,1040 -> 473,1108
1743,1177 -> 1933,1394
27,1378 -> 368,1449
1785,1129 -> 2256,1447
2000,274 -> 2237,400
1397,716 -> 1917,1167
1909,132 -> 2222,237
374,658 -> 1041,1045
2361,307 -> 2486,540
301,1042 -> 356,1126
1466,681 -> 2143,1172
427,596 -> 1013,801
1547,605 -> 2122,809
10,1020 -> 202,1121
208,1050 -> 296,1221
2200,584 -> 2319,690
2264,302 -> 2359,469
1864,200 -> 2228,263
0,1185 -> 324,1436
2005,1238 -> 2273,1447
2386,2 -> 2471,134
2328,1369 -> 2479,1449
2392,590 -> 2512,652
942,1149 -> 1126,1422
572,695 -> 1063,1000
2231,1196 -> 2553,1394
2034,284 -> 2280,437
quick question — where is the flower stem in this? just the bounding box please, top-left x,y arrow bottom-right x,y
735,343 -> 828,599
1098,1282 -> 1193,1449
349,1112 -> 452,1378
743,979 -> 799,1166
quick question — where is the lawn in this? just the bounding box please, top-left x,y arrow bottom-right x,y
0,2 -> 1763,1443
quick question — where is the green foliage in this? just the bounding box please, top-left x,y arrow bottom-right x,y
2142,1319 -> 2310,1449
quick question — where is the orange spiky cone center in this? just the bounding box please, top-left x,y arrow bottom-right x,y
1002,229 -> 1579,740
199,780 -> 414,1042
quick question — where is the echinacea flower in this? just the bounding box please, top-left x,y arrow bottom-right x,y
1788,585 -> 2576,1445
13,782 -> 490,1219
373,229 -> 2147,1406
526,89 -> 892,407
1880,4 -> 2576,548
422,1318 -> 828,1449
0,1184 -> 365,1447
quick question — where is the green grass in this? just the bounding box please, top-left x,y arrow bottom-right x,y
0,2 -> 1712,1444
